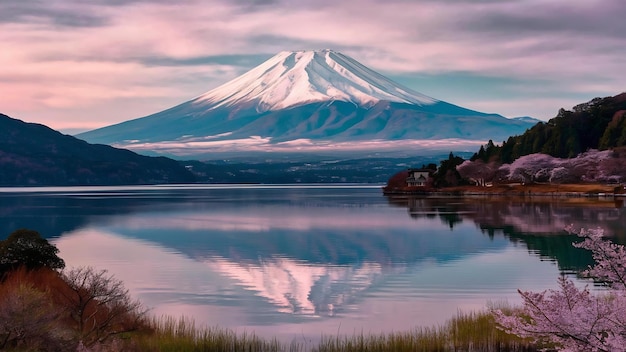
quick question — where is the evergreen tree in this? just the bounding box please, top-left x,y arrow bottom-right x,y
0,229 -> 65,276
475,93 -> 626,163
433,153 -> 466,187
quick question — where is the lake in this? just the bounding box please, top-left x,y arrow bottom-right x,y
1,185 -> 624,342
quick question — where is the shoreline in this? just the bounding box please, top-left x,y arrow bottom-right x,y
383,183 -> 626,198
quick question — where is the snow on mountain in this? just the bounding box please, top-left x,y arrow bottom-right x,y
193,50 -> 437,112
78,50 -> 537,157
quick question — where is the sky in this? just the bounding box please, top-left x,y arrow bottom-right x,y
2,0 -> 625,133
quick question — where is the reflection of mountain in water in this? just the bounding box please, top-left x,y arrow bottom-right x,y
120,219 -> 500,317
387,195 -> 626,271
0,190 -> 190,239
122,225 -> 503,267
1,188 -> 508,317
4,187 -> 622,317
206,256 -> 385,316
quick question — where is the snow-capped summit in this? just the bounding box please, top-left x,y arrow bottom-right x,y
193,50 -> 437,112
78,50 -> 538,157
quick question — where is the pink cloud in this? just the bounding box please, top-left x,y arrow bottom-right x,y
1,0 -> 625,130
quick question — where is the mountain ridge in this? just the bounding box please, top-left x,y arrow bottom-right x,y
0,113 -> 195,186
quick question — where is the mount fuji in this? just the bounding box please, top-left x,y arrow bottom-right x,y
78,50 -> 536,158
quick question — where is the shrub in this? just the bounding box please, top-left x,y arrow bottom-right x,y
0,268 -> 72,351
59,266 -> 148,347
0,229 -> 64,276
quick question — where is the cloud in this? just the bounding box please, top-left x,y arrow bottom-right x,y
114,137 -> 485,157
459,0 -> 626,38
140,54 -> 273,67
0,1 -> 108,27
2,0 -> 625,129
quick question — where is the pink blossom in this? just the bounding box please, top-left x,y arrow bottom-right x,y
570,227 -> 626,291
494,227 -> 626,351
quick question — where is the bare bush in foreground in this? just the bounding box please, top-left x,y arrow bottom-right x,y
60,266 -> 148,347
0,282 -> 69,351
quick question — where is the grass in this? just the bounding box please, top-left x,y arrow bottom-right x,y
0,269 -> 537,351
313,311 -> 535,352
133,316 -> 296,352
132,310 -> 537,352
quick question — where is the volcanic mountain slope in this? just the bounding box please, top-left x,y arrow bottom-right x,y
78,50 -> 537,156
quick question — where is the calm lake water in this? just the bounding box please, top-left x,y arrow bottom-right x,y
1,185 -> 625,342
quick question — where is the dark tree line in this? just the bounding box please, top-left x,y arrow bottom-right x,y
471,93 -> 626,164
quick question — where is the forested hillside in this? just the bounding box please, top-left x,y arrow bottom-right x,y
473,93 -> 626,163
0,114 -> 195,186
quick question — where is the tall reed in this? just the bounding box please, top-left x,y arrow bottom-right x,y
135,315 -> 294,352
134,310 -> 537,352
313,311 -> 535,352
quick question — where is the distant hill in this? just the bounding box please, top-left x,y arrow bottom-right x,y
472,93 -> 626,163
0,114 -> 195,186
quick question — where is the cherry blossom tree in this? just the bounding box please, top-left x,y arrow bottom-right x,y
459,149 -> 626,185
457,160 -> 499,186
599,150 -> 626,183
550,166 -> 579,184
504,153 -> 570,183
494,228 -> 626,351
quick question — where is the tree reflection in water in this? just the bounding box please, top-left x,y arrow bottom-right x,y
386,195 -> 626,272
